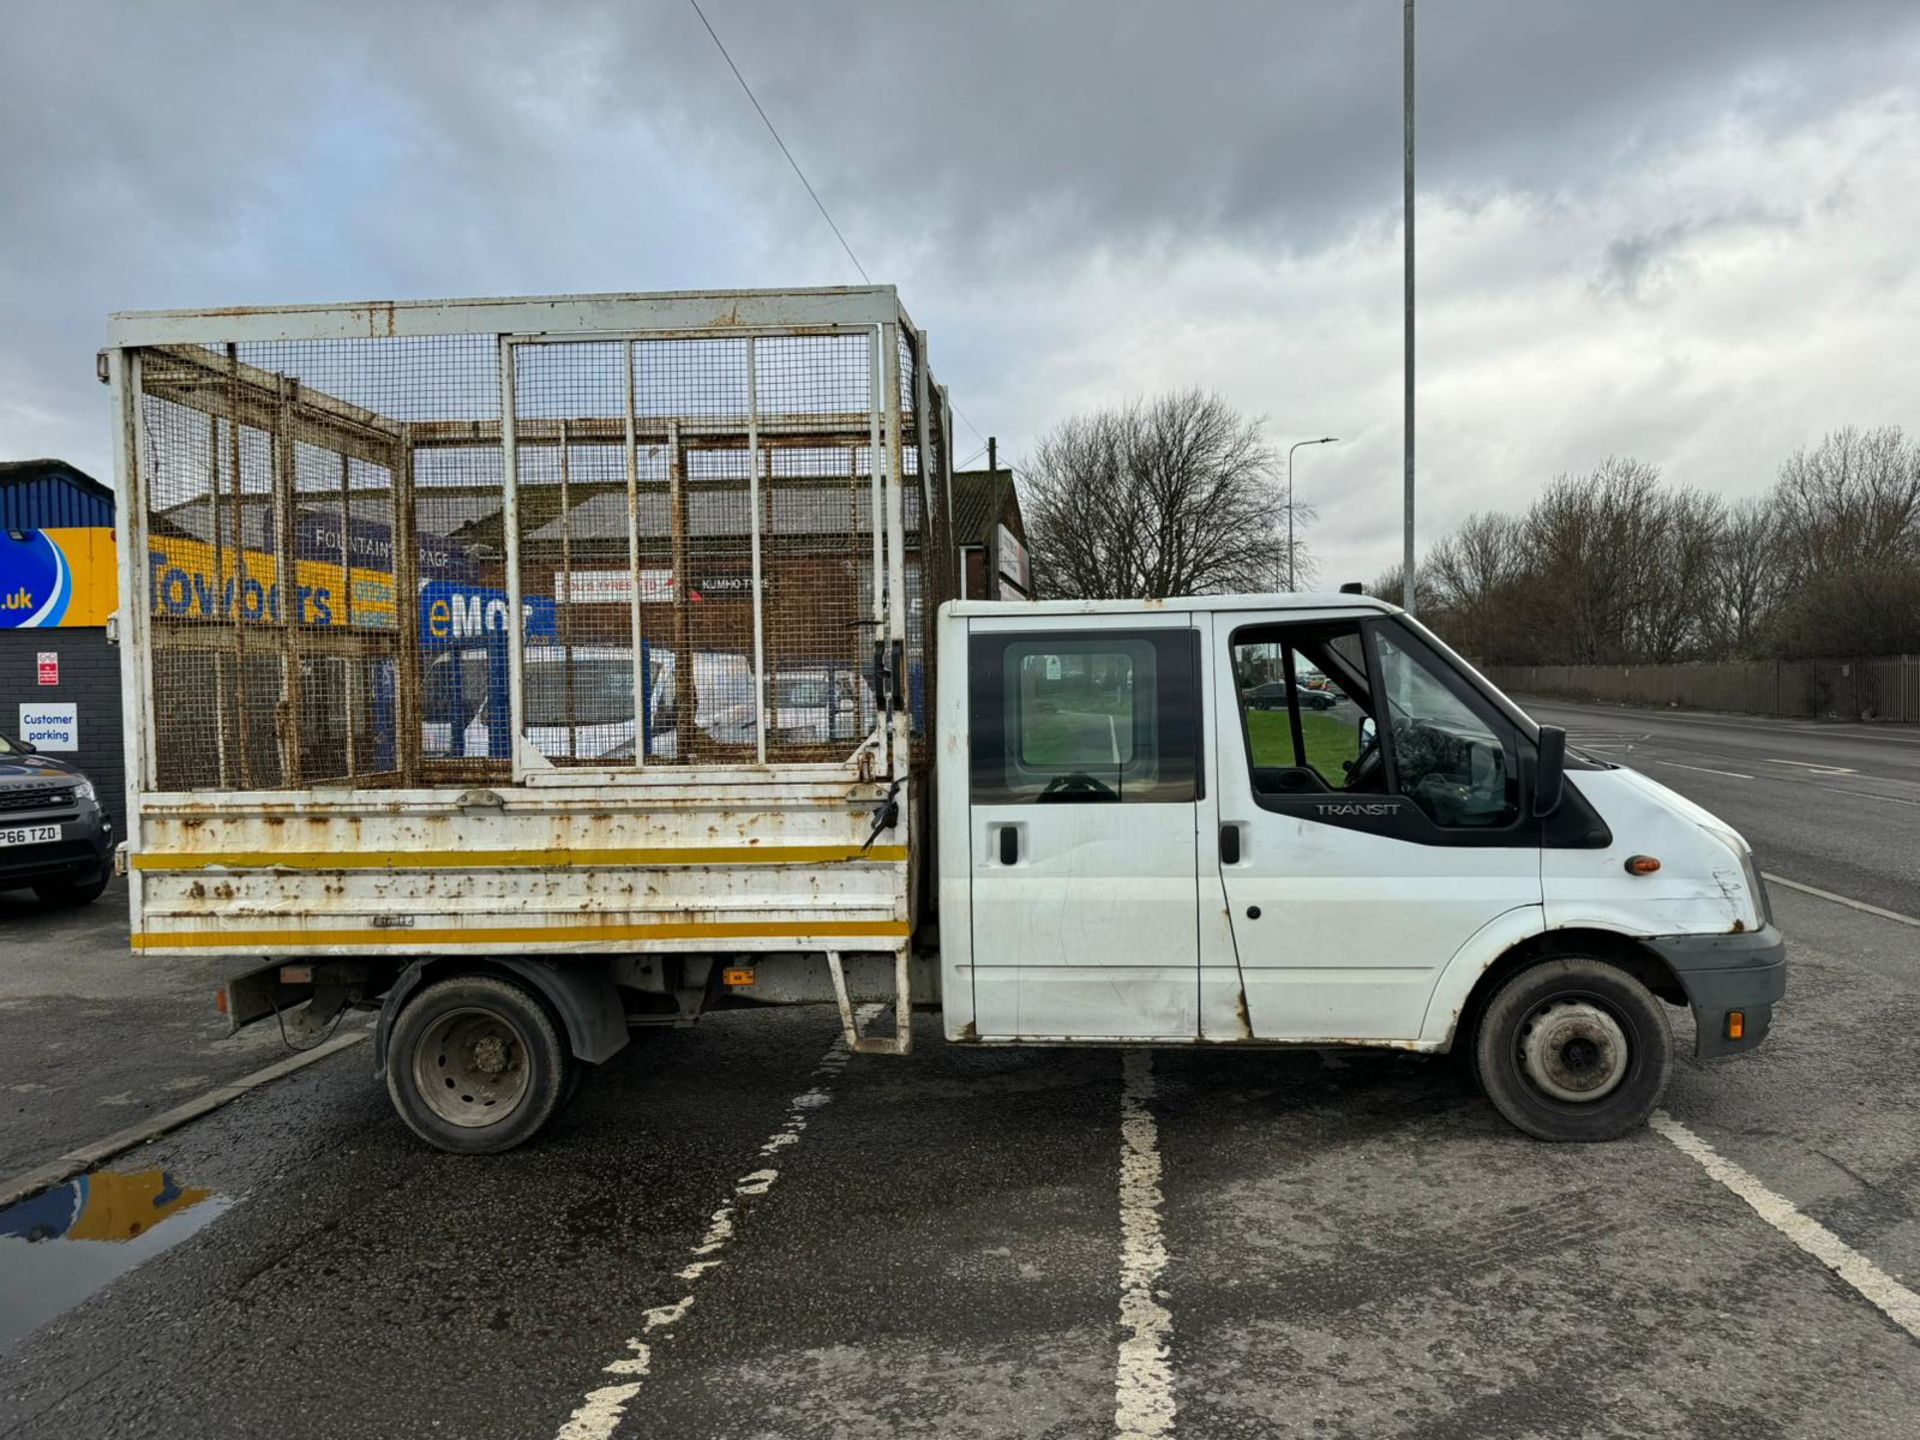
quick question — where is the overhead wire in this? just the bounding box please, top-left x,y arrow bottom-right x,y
689,1 -> 1007,473
688,0 -> 870,284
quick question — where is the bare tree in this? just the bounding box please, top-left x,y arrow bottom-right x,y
1769,426 -> 1920,656
1708,496 -> 1783,656
1407,426 -> 1920,668
1426,512 -> 1526,658
1021,391 -> 1291,598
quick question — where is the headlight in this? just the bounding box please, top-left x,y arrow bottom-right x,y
1702,825 -> 1769,929
73,778 -> 96,804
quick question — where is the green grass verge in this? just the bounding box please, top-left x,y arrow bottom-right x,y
1245,707 -> 1360,782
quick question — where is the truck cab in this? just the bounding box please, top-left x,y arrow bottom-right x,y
935,593 -> 1786,1141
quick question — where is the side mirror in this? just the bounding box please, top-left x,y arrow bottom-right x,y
1534,724 -> 1567,817
1358,715 -> 1376,749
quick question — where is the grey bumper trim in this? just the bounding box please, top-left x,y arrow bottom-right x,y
1645,924 -> 1786,1059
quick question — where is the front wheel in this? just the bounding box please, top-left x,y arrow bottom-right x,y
385,974 -> 571,1154
1473,957 -> 1671,1142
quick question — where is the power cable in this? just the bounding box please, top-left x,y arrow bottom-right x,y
689,0 -> 870,284
689,2 -> 1006,471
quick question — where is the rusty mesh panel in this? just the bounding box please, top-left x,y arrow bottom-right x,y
627,337 -> 754,765
755,332 -> 874,762
512,341 -> 639,765
135,336 -> 503,792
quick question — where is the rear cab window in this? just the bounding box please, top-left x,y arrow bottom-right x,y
969,629 -> 1199,804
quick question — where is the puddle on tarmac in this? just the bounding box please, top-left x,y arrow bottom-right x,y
0,1167 -> 231,1352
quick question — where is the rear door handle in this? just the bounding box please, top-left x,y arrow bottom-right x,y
998,825 -> 1019,866
1219,823 -> 1241,865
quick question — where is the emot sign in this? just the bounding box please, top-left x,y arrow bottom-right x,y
419,581 -> 556,649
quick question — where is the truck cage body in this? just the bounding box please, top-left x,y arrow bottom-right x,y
107,288 -> 954,968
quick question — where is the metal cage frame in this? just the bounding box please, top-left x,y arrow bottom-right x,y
107,287 -> 951,808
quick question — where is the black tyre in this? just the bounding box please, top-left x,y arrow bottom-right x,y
385,974 -> 569,1154
1473,957 -> 1671,1142
33,869 -> 110,906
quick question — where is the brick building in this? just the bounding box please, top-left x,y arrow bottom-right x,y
0,460 -> 126,830
951,466 -> 1032,600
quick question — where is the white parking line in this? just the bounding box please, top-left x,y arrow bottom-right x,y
552,1010 -> 877,1440
1651,1112 -> 1920,1342
1764,873 -> 1920,929
1115,1051 -> 1176,1439
1649,759 -> 1754,780
1764,759 -> 1857,775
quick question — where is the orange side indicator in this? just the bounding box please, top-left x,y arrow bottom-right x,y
722,967 -> 756,988
1727,1010 -> 1745,1041
214,987 -> 229,1016
1625,855 -> 1662,876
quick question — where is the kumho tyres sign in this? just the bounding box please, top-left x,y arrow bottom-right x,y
0,527 -> 117,628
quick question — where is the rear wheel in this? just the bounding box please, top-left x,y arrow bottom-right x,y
1473,957 -> 1671,1142
385,974 -> 569,1154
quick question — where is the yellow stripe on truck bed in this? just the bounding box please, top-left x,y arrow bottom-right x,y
132,844 -> 910,872
131,918 -> 912,950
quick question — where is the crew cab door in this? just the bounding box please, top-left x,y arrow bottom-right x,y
1207,611 -> 1543,1041
966,615 -> 1203,1039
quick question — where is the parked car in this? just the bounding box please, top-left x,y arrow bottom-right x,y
1244,679 -> 1338,711
0,732 -> 113,905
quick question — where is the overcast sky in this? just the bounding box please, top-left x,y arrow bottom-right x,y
6,0 -> 1920,584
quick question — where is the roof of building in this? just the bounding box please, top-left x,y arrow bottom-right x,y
0,459 -> 114,529
950,468 -> 1018,546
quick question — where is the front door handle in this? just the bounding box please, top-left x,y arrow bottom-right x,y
1219,823 -> 1241,865
998,825 -> 1019,866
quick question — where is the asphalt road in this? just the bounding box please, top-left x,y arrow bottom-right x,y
0,877 -> 287,1177
2,707 -> 1918,1438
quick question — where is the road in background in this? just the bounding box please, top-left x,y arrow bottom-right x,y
1522,698 -> 1920,922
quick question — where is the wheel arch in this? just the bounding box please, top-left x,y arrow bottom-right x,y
374,957 -> 629,1077
1426,921 -> 1686,1055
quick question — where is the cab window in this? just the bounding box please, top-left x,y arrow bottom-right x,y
1228,618 -> 1520,831
969,629 -> 1199,804
1230,623 -> 1376,797
1374,629 -> 1519,827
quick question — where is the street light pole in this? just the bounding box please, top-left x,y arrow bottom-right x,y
1286,436 -> 1339,591
1403,0 -> 1417,614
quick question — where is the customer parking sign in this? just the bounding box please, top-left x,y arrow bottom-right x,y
18,703 -> 78,751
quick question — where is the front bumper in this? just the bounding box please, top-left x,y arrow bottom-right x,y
1645,924 -> 1787,1059
0,808 -> 113,889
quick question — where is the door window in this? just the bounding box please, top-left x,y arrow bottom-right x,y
1230,625 -> 1377,797
1374,630 -> 1519,828
969,629 -> 1199,804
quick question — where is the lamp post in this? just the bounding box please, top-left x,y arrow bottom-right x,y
1286,436 -> 1339,591
1403,0 -> 1417,614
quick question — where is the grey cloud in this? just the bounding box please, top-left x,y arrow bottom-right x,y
5,0 -> 1920,588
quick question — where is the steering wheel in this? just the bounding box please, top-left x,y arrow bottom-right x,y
1037,771 -> 1119,802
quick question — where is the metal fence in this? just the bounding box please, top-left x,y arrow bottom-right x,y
1485,656 -> 1920,724
122,289 -> 951,792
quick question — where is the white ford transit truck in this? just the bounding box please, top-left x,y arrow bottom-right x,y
103,287 -> 1784,1153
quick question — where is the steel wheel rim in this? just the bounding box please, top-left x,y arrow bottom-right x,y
412,1006 -> 532,1127
1517,997 -> 1629,1104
